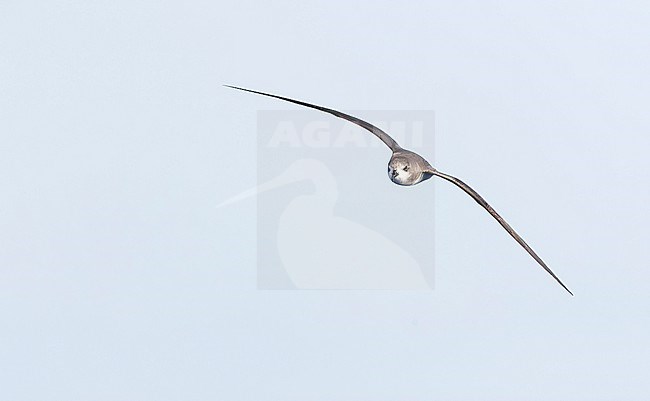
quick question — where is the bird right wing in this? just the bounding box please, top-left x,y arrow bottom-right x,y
225,85 -> 402,152
430,169 -> 573,296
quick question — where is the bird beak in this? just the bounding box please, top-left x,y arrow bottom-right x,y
217,168 -> 302,208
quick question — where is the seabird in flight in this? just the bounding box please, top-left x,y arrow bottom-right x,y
225,85 -> 573,295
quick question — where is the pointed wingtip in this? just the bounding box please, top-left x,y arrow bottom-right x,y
560,282 -> 574,296
550,273 -> 573,296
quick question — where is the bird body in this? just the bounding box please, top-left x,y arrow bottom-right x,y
218,158 -> 430,289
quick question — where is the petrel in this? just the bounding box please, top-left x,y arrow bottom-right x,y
225,85 -> 573,295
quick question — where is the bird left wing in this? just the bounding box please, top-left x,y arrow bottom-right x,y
225,85 -> 402,152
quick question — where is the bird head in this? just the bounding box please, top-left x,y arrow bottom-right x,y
388,155 -> 420,186
387,151 -> 435,186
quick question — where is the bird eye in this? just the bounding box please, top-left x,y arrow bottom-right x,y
403,166 -> 409,171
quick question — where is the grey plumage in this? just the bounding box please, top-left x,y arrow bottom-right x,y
226,85 -> 573,296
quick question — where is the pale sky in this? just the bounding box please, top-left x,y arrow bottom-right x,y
2,1 -> 649,400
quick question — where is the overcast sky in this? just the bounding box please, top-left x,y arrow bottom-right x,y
2,1 -> 650,400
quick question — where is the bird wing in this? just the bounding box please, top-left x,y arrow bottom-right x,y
430,169 -> 573,296
225,85 -> 402,152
